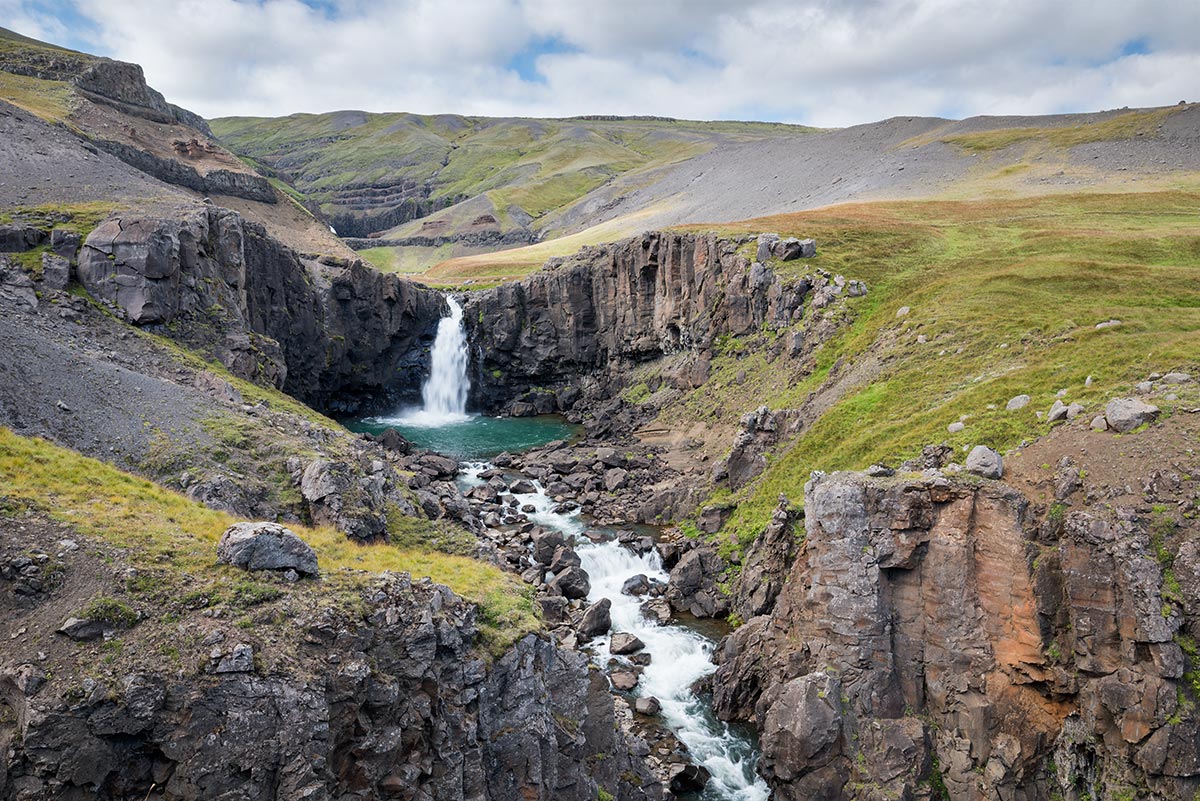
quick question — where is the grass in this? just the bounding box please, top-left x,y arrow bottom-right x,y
663,186 -> 1200,548
0,70 -> 75,122
0,427 -> 539,653
932,106 -> 1187,153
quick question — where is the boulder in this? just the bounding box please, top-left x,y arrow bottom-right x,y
668,764 -> 712,794
604,468 -> 628,492
774,237 -> 817,260
622,574 -> 651,596
548,565 -> 591,600
216,522 -> 319,577
1090,415 -> 1109,432
1006,394 -> 1030,411
1161,372 -> 1192,384
640,598 -> 672,623
947,421 -> 965,434
509,478 -> 537,494
1066,402 -> 1086,420
634,696 -> 661,715
549,545 -> 581,573
532,529 -> 565,565
41,252 -> 71,290
965,445 -> 1003,479
1047,400 -> 1069,422
610,632 -> 645,655
214,643 -> 255,674
57,617 -> 104,641
578,598 -> 612,639
610,671 -> 639,691
1105,397 -> 1160,433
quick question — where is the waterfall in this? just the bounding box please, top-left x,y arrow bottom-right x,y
397,295 -> 472,426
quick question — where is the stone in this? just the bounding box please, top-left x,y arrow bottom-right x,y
668,764 -> 711,794
41,252 -> 71,290
610,632 -> 645,655
1162,372 -> 1192,384
756,233 -> 779,262
1095,319 -> 1122,329
214,643 -> 254,673
634,696 -> 661,715
896,305 -> 910,317
640,598 -> 672,623
1105,397 -> 1160,433
947,421 -> 965,434
1066,402 -> 1086,420
531,529 -> 565,565
610,671 -> 639,691
1006,394 -> 1031,411
622,574 -> 651,596
1047,400 -> 1069,422
549,545 -> 581,573
1090,415 -> 1109,431
217,522 -> 318,576
509,478 -> 536,494
578,599 -> 612,639
604,467 -> 628,492
548,565 -> 591,599
774,237 -> 816,260
965,445 -> 1003,479
57,617 -> 104,641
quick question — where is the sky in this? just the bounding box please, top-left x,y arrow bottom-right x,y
2,0 -> 1197,126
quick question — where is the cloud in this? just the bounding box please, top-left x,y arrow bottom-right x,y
2,0 -> 1197,124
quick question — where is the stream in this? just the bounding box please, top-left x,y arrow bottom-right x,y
356,295 -> 769,800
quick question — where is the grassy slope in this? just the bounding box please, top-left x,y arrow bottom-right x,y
662,186 -> 1200,548
0,427 -> 538,652
210,112 -> 813,229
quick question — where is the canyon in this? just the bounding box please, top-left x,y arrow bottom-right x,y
2,24 -> 1200,801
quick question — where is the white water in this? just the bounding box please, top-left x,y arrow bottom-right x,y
461,463 -> 768,801
384,296 -> 471,427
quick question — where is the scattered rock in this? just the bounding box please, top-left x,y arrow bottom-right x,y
548,565 -> 591,599
622,574 -> 651,596
1095,319 -> 1122,329
634,696 -> 661,715
610,671 -> 639,691
610,632 -> 645,655
669,764 -> 711,794
1105,397 -> 1160,433
578,598 -> 612,639
896,306 -> 910,317
216,522 -> 318,577
965,445 -> 1003,479
947,421 -> 965,434
1162,372 -> 1193,384
1090,415 -> 1109,432
214,643 -> 254,673
1066,402 -> 1086,420
1047,400 -> 1069,423
57,618 -> 104,642
1006,394 -> 1031,411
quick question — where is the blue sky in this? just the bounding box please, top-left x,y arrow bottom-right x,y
2,0 -> 1196,125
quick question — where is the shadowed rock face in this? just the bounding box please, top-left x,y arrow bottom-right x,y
76,206 -> 446,415
1,573 -> 661,801
463,231 -> 810,411
711,471 -> 1197,800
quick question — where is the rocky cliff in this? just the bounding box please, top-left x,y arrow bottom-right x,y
462,230 -> 812,412
709,440 -> 1200,801
70,205 -> 445,414
0,523 -> 660,801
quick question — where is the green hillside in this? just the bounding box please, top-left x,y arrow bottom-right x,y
210,112 -> 814,238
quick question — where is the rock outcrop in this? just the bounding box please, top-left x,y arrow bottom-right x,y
712,469 -> 1200,800
463,231 -> 812,411
1,570 -> 661,801
75,206 -> 446,414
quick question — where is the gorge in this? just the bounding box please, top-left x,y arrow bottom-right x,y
3,21 -> 1200,801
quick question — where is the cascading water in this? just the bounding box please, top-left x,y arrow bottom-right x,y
458,463 -> 769,801
394,295 -> 471,426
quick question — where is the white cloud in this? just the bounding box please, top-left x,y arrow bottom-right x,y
2,0 -> 1197,124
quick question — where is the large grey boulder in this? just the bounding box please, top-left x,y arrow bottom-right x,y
548,565 -> 591,599
578,598 -> 612,639
1105,397 -> 1160,433
217,522 -> 318,577
965,446 -> 1003,479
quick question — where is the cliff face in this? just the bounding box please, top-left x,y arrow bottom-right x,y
74,205 -> 445,414
0,542 -> 659,801
463,231 -> 810,411
711,468 -> 1199,801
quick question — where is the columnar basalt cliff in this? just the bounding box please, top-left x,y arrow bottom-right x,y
710,466 -> 1200,801
0,540 -> 661,801
462,231 -> 812,411
74,205 -> 446,414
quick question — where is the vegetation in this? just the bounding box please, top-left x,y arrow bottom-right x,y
933,106 -> 1186,153
0,427 -> 539,653
658,186 -> 1200,548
